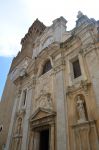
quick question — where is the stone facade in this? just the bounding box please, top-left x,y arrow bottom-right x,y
0,11 -> 99,150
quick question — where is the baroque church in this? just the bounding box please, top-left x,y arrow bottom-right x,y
0,11 -> 99,150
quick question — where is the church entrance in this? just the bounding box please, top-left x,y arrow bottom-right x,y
29,108 -> 56,150
39,129 -> 49,150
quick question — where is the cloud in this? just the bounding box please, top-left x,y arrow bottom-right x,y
0,31 -> 21,57
0,0 -> 99,57
0,45 -> 20,57
0,0 -> 28,57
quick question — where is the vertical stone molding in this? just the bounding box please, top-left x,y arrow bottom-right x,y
85,50 -> 99,110
33,132 -> 40,150
50,124 -> 55,150
21,86 -> 33,150
28,132 -> 34,150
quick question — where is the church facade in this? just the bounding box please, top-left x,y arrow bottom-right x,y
1,11 -> 99,150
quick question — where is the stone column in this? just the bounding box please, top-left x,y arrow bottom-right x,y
54,56 -> 68,150
50,124 -> 55,150
6,89 -> 21,150
21,84 -> 33,150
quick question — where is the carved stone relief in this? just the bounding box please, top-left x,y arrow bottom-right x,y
34,90 -> 53,111
14,118 -> 22,135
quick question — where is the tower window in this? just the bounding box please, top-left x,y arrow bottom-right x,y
22,89 -> 27,106
42,60 -> 52,74
72,59 -> 81,78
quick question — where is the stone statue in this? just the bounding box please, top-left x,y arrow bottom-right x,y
15,118 -> 22,135
76,96 -> 86,123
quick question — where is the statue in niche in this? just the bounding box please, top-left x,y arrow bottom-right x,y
76,95 -> 86,123
15,117 -> 22,135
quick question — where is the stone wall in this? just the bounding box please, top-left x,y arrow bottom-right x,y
0,76 -> 16,149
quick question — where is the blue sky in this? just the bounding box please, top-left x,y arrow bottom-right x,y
0,0 -> 99,98
0,57 -> 13,98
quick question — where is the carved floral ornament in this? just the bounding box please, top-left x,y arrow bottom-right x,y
34,90 -> 53,111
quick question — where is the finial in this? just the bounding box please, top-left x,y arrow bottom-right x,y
77,11 -> 83,19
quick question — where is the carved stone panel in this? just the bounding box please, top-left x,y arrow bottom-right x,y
34,71 -> 53,98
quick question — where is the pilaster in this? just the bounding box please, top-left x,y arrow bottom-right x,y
53,54 -> 68,150
82,46 -> 99,111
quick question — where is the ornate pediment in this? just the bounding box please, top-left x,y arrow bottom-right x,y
30,108 -> 56,129
30,107 -> 55,122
